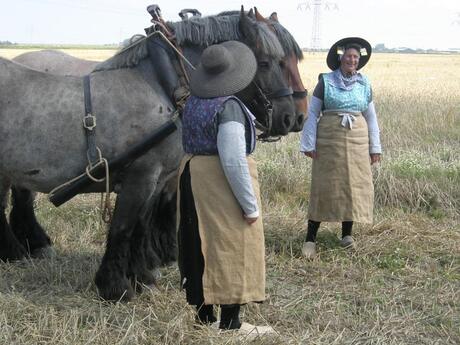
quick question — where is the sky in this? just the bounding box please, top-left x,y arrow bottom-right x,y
1,0 -> 459,50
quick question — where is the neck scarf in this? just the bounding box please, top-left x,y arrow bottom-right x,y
329,68 -> 365,91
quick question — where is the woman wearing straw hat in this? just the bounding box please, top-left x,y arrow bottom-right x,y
177,40 -> 273,335
300,37 -> 382,259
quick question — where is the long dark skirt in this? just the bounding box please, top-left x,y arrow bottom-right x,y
178,161 -> 206,305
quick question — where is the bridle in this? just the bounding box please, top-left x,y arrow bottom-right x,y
145,19 -> 296,141
293,90 -> 308,99
250,81 -> 293,141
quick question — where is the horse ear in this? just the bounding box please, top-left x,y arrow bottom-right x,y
254,7 -> 266,22
248,8 -> 254,18
269,12 -> 279,22
239,6 -> 256,43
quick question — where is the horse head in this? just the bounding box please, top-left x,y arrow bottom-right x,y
252,8 -> 308,132
236,7 -> 297,137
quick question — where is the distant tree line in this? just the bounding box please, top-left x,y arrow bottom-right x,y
0,41 -> 17,46
373,43 -> 459,54
303,43 -> 459,54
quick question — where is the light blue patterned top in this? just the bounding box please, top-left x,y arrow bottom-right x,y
323,70 -> 371,112
300,69 -> 382,154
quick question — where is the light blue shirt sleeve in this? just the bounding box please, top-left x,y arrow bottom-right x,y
300,96 -> 323,152
217,121 -> 259,217
362,101 -> 382,154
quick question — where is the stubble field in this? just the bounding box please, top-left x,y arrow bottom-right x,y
0,48 -> 459,344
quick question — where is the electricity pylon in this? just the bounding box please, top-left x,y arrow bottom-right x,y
297,1 -> 339,50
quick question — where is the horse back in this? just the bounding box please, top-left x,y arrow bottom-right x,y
0,57 -> 179,192
12,50 -> 97,76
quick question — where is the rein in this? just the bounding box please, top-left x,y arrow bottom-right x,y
251,82 -> 293,141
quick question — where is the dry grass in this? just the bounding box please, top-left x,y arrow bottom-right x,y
0,49 -> 459,344
257,53 -> 460,217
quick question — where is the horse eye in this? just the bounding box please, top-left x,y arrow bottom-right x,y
279,60 -> 286,68
258,61 -> 270,69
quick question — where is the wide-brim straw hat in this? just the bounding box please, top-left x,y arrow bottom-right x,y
326,37 -> 372,71
190,40 -> 257,98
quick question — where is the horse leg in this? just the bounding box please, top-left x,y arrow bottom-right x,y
0,179 -> 27,261
94,169 -> 160,301
9,186 -> 52,258
128,212 -> 160,292
127,178 -> 178,292
151,189 -> 178,266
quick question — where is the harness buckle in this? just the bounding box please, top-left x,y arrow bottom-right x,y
83,114 -> 96,131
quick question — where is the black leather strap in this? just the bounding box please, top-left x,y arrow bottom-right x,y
83,75 -> 99,165
267,87 -> 293,99
293,89 -> 308,99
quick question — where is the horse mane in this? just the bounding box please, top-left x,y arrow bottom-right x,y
219,10 -> 303,60
269,21 -> 304,61
94,12 -> 285,72
169,13 -> 284,58
93,35 -> 148,72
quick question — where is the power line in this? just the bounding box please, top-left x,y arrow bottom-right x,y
297,1 -> 339,50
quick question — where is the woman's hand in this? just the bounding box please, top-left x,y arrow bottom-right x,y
370,153 -> 381,164
243,214 -> 258,225
304,151 -> 317,159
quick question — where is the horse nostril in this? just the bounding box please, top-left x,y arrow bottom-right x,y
283,114 -> 292,129
296,113 -> 305,127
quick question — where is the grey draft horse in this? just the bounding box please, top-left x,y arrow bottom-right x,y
12,49 -> 97,76
0,9 -> 296,301
6,9 -> 308,267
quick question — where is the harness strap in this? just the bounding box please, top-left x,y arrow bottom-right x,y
83,75 -> 100,166
268,87 -> 293,99
293,89 -> 308,98
149,26 -> 192,113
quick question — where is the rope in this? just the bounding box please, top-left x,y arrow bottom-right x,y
48,157 -> 112,224
151,29 -> 197,71
85,158 -> 112,223
113,28 -> 196,71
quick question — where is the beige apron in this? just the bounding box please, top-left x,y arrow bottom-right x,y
308,111 -> 374,223
177,155 -> 265,305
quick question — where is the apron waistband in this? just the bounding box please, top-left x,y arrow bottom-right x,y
322,110 -> 361,129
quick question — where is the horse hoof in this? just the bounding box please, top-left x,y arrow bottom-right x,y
0,244 -> 28,262
97,284 -> 135,302
151,268 -> 161,280
132,273 -> 157,294
163,260 -> 177,268
136,282 -> 159,294
145,283 -> 160,292
95,273 -> 135,302
31,246 -> 56,259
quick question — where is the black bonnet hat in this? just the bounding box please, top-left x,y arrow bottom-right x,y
326,37 -> 372,71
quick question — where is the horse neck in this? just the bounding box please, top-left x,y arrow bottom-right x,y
285,53 -> 305,93
180,45 -> 204,75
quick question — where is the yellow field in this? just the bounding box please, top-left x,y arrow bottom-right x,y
0,48 -> 459,344
0,48 -> 117,61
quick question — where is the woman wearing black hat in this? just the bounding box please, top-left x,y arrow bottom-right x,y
300,37 -> 382,259
177,40 -> 273,335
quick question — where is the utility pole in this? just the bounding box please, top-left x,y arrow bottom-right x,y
297,1 -> 339,51
454,12 -> 460,25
